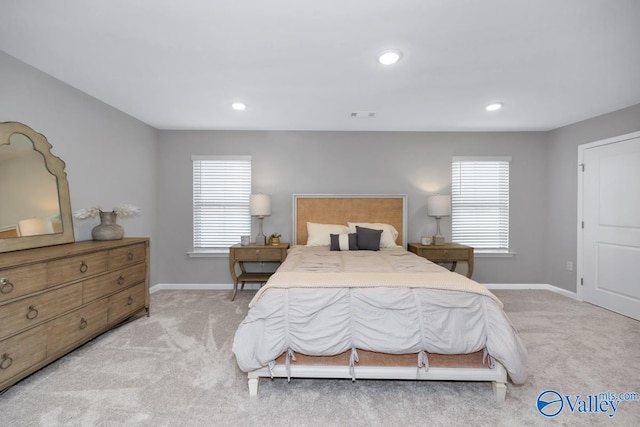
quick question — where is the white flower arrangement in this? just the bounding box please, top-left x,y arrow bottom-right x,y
73,204 -> 141,220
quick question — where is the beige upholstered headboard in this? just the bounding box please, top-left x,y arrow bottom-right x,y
293,194 -> 407,247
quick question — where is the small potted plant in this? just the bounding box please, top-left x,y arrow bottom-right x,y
269,232 -> 281,245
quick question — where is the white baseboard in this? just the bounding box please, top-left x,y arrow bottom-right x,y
484,283 -> 577,300
151,282 -> 577,299
150,283 -> 258,294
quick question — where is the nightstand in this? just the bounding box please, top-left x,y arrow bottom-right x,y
229,243 -> 289,300
407,243 -> 474,278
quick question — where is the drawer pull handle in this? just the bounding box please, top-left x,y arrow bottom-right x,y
0,278 -> 14,294
0,353 -> 13,370
127,296 -> 134,306
117,275 -> 125,285
26,305 -> 39,320
79,317 -> 88,330
127,250 -> 134,260
79,261 -> 89,273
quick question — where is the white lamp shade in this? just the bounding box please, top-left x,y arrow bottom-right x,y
250,194 -> 271,216
18,217 -> 54,236
427,195 -> 451,217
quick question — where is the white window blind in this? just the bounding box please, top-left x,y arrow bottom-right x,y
193,155 -> 251,251
451,157 -> 510,251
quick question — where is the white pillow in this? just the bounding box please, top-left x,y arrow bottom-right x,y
306,222 -> 349,246
347,222 -> 399,247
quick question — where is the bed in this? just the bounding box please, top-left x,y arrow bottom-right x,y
232,194 -> 527,401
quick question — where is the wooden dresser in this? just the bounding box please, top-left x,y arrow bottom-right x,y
0,237 -> 149,391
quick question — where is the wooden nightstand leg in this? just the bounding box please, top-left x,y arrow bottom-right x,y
449,261 -> 457,272
231,282 -> 238,301
232,260 -> 246,300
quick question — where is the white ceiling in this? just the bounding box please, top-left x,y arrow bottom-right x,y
1,0 -> 640,131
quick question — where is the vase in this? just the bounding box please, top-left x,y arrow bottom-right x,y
92,211 -> 124,241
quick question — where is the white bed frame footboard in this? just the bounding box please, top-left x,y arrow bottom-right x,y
247,362 -> 508,402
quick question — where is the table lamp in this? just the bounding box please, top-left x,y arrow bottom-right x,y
427,194 -> 450,245
250,194 -> 271,245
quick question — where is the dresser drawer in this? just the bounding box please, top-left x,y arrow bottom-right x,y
109,243 -> 146,270
82,263 -> 147,303
0,283 -> 83,340
47,299 -> 108,356
0,326 -> 47,385
233,247 -> 283,261
47,251 -> 109,287
421,249 -> 469,261
108,282 -> 146,325
0,263 -> 47,304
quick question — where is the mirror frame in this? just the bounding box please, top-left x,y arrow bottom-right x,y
0,121 -> 75,253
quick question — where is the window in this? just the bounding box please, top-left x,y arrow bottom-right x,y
192,155 -> 251,254
451,156 -> 510,253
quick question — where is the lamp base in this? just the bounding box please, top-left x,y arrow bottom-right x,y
255,216 -> 266,245
432,236 -> 445,245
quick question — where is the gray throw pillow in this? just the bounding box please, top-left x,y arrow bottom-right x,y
355,226 -> 382,251
330,233 -> 358,251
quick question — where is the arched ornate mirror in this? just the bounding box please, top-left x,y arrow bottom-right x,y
0,122 -> 74,252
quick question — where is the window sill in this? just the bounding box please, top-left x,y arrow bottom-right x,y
187,249 -> 229,258
474,249 -> 516,258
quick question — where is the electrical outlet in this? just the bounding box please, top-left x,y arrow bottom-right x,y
566,261 -> 573,271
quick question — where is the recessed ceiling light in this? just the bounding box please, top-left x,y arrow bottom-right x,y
377,50 -> 402,65
232,102 -> 246,110
486,103 -> 503,111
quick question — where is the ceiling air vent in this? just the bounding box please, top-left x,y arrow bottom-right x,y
350,111 -> 376,118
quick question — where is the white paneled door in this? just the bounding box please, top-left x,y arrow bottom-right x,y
580,132 -> 640,321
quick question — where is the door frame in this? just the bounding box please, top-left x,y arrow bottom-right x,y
576,130 -> 640,302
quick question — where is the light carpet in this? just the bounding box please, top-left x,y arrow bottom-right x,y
1,289 -> 638,426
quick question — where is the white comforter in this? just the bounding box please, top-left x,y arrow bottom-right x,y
232,246 -> 528,384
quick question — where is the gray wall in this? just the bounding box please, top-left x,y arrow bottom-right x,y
156,130 -> 549,285
5,48 -> 640,291
0,51 -> 160,284
546,103 -> 640,292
